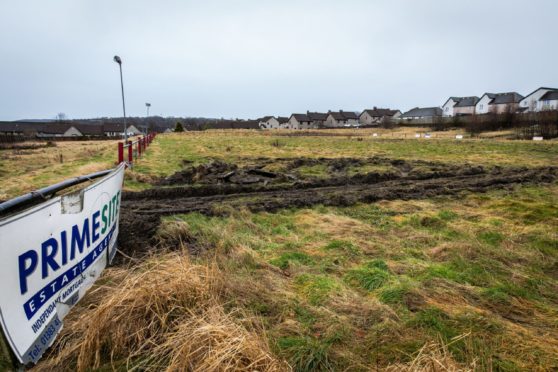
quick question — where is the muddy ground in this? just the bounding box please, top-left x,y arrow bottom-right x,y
117,157 -> 558,260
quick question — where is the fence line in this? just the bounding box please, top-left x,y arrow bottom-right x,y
117,133 -> 156,165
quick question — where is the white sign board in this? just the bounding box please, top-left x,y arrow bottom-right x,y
372,133 -> 378,137
424,134 -> 431,139
415,133 -> 420,138
455,135 -> 463,140
0,164 -> 125,364
533,136 -> 543,141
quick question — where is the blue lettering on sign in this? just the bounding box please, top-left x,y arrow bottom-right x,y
22,224 -> 116,320
17,191 -> 120,296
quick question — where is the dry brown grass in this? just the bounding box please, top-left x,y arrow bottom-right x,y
385,334 -> 475,372
0,140 -> 119,199
33,251 -> 288,372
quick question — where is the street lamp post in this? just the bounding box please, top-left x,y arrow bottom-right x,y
146,102 -> 151,117
113,55 -> 127,143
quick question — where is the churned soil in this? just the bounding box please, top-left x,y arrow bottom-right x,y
117,157 -> 558,260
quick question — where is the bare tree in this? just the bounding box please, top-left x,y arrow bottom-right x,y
55,113 -> 67,122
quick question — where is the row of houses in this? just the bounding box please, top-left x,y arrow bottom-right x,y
442,87 -> 558,117
258,86 -> 558,129
259,108 -> 402,130
0,122 -> 147,138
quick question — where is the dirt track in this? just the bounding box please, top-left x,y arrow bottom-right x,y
116,157 -> 558,259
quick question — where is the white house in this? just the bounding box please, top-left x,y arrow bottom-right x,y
127,125 -> 142,135
442,97 -> 479,117
287,114 -> 313,129
359,108 -> 401,125
258,116 -> 280,129
324,110 -> 359,127
37,123 -> 83,137
442,97 -> 460,117
519,87 -> 558,112
538,91 -> 558,111
475,92 -> 523,114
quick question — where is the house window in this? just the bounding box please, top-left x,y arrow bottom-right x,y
479,104 -> 484,110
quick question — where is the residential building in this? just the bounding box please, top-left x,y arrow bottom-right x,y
37,123 -> 83,137
442,97 -> 479,117
539,91 -> 558,111
519,87 -> 558,112
306,111 -> 328,127
324,110 -> 359,127
126,125 -> 143,135
287,114 -> 313,129
258,116 -> 279,129
453,97 -> 479,116
400,107 -> 442,120
475,92 -> 523,115
103,123 -> 126,137
359,108 -> 401,125
276,117 -> 289,128
442,97 -> 461,117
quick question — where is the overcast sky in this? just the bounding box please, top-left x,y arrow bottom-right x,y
0,0 -> 556,121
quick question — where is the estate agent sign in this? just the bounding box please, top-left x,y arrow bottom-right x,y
0,164 -> 125,364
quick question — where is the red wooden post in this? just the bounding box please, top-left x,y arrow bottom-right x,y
127,141 -> 133,163
138,139 -> 142,157
142,137 -> 146,152
118,142 -> 124,163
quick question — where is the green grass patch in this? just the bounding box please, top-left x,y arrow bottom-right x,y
276,336 -> 334,372
409,307 -> 458,340
322,240 -> 361,256
270,252 -> 314,270
379,283 -> 412,305
344,266 -> 390,291
296,164 -> 329,178
437,210 -> 458,221
478,231 -> 504,246
294,274 -> 339,306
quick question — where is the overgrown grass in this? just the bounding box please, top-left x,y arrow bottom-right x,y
24,130 -> 558,371
126,131 -> 558,190
34,183 -> 554,370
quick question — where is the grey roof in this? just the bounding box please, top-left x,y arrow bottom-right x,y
540,91 -> 558,101
306,112 -> 328,121
522,87 -> 558,100
74,124 -> 104,135
277,116 -> 289,123
361,108 -> 400,117
41,123 -> 77,134
327,110 -> 359,121
454,96 -> 479,107
291,114 -> 311,122
401,107 -> 442,118
483,92 -> 524,105
0,121 -> 44,133
443,97 -> 462,107
102,123 -> 126,132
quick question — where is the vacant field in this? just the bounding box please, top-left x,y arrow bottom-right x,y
0,140 -> 119,200
2,130 -> 557,371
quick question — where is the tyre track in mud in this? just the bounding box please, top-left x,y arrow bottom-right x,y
117,166 -> 558,258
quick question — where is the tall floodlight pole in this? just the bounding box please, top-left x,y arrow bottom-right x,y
146,102 -> 151,117
113,55 -> 127,143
